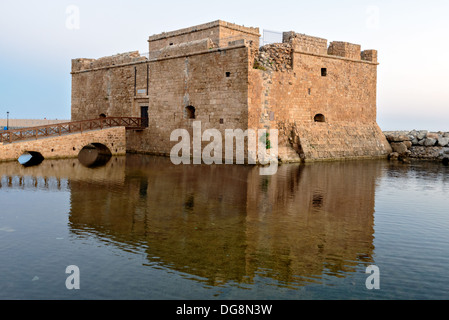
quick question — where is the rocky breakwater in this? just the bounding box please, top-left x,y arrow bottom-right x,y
384,130 -> 449,165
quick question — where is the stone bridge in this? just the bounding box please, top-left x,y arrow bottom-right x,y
0,118 -> 144,164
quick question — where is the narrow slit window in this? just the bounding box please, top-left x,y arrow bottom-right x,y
321,68 -> 327,77
185,106 -> 196,120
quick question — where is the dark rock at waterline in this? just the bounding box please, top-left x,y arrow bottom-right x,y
443,158 -> 449,166
390,142 -> 408,155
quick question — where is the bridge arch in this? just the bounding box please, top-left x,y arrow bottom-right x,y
78,143 -> 112,168
18,151 -> 45,167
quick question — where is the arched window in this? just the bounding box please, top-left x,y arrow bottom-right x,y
314,114 -> 326,123
99,113 -> 107,119
185,106 -> 196,120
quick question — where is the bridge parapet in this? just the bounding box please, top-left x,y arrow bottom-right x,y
0,117 -> 144,144
0,126 -> 127,163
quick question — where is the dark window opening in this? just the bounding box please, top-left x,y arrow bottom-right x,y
141,106 -> 149,127
314,114 -> 326,123
321,68 -> 327,77
226,72 -> 231,78
308,88 -> 312,95
312,193 -> 324,208
169,43 -> 174,46
220,118 -> 224,124
185,106 -> 196,120
99,113 -> 107,119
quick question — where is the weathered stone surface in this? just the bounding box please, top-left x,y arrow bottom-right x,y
410,146 -> 444,160
427,133 -> 439,140
416,131 -> 428,140
391,142 -> 408,154
438,137 -> 449,147
424,138 -> 437,147
389,152 -> 399,160
403,141 -> 412,149
393,135 -> 411,142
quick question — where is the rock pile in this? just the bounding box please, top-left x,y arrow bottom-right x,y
384,130 -> 449,163
254,43 -> 293,72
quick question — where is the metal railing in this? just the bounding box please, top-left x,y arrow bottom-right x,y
0,117 -> 145,144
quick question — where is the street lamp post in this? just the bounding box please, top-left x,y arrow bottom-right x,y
7,111 -> 9,131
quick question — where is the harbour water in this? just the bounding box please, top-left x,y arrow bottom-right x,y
0,154 -> 448,300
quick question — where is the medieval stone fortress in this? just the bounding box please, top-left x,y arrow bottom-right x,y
70,20 -> 393,163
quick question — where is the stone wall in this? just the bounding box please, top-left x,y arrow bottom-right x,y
0,127 -> 126,162
148,20 -> 260,52
71,54 -> 149,120
328,41 -> 361,60
249,32 -> 390,162
126,44 -> 250,157
283,32 -> 328,55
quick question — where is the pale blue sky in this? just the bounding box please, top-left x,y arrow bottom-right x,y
0,0 -> 448,131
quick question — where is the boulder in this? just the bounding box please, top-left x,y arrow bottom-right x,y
427,132 -> 439,140
389,152 -> 399,160
409,130 -> 418,137
386,134 -> 411,142
404,141 -> 412,149
416,130 -> 428,140
390,142 -> 408,154
424,138 -> 437,147
438,137 -> 449,147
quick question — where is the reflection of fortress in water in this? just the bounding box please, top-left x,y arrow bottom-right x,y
0,155 -> 382,287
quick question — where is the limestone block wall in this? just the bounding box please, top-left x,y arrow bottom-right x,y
283,32 -> 328,55
71,55 -> 149,121
328,41 -> 361,60
148,39 -> 215,60
249,35 -> 391,162
148,20 -> 260,52
126,45 -> 250,157
0,127 -> 126,162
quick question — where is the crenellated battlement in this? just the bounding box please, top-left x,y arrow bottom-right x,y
72,51 -> 148,73
282,31 -> 377,63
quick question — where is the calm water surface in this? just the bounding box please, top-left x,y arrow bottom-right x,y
0,154 -> 448,300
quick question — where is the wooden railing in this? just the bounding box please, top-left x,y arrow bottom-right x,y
0,117 -> 146,144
